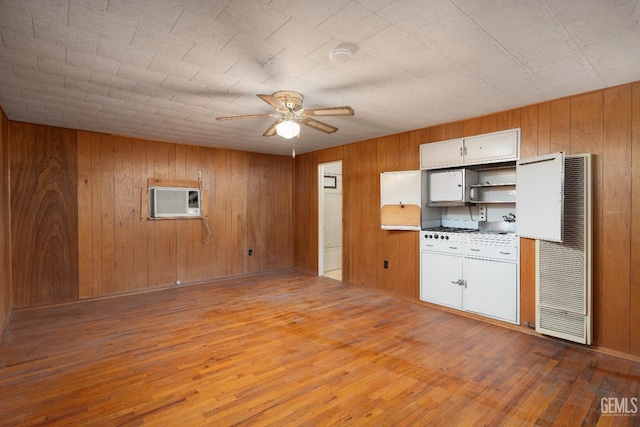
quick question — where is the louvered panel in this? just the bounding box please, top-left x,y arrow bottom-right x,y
538,240 -> 586,313
539,306 -> 586,340
538,157 -> 586,314
536,154 -> 592,345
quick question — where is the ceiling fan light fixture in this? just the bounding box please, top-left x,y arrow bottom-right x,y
276,120 -> 300,139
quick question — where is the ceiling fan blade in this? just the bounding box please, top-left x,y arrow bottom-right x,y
303,106 -> 354,117
263,120 -> 280,137
216,113 -> 274,121
300,117 -> 338,134
257,94 -> 287,111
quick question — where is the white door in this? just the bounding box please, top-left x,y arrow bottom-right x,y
420,252 -> 463,309
516,152 -> 565,241
380,170 -> 421,230
319,161 -> 343,279
463,258 -> 518,323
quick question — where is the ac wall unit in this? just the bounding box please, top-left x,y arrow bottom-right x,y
536,154 -> 592,344
149,187 -> 201,218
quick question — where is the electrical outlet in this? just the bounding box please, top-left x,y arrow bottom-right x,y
175,280 -> 181,285
197,170 -> 202,178
248,249 -> 253,256
478,205 -> 487,222
383,260 -> 389,269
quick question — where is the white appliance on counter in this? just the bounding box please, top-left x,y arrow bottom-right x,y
426,169 -> 478,207
420,228 -> 519,324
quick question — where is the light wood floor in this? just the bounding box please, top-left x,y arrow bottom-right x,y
1,270 -> 639,426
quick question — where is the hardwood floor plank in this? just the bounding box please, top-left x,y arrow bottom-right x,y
1,270 -> 639,425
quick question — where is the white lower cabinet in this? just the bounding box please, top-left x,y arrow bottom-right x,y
420,251 -> 462,309
420,234 -> 519,324
462,258 -> 518,323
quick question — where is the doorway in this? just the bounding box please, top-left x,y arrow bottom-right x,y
318,161 -> 343,280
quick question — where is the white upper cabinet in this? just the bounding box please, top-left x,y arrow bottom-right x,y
420,138 -> 464,169
516,152 -> 565,242
420,129 -> 520,170
463,129 -> 519,166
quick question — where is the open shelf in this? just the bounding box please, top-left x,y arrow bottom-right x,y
470,182 -> 516,188
469,200 -> 516,204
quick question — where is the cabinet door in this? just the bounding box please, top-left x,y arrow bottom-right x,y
380,170 -> 421,230
420,139 -> 464,169
516,152 -> 564,241
463,129 -> 519,165
463,258 -> 518,323
420,252 -> 463,308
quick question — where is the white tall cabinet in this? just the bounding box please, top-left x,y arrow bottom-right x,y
419,128 -> 521,324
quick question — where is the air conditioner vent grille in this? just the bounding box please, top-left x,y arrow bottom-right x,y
539,307 -> 585,340
536,154 -> 591,345
538,241 -> 585,314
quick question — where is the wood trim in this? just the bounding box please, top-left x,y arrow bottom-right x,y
632,82 -> 640,356
147,178 -> 199,188
0,108 -> 10,327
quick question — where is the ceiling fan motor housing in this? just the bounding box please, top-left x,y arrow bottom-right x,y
274,91 -> 304,111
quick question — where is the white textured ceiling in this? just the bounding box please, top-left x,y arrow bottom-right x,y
0,0 -> 639,156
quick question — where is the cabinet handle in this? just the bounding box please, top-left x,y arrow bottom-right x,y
449,246 -> 458,250
469,248 -> 480,252
499,251 -> 511,255
464,146 -> 467,156
425,244 -> 434,247
451,279 -> 464,286
460,147 -> 463,157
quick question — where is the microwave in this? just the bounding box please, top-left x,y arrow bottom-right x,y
426,168 -> 478,207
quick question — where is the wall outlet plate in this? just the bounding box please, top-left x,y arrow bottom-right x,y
479,205 -> 487,221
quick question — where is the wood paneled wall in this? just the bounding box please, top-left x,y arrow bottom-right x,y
293,82 -> 640,358
10,122 -> 79,308
76,131 -> 293,299
6,125 -> 293,307
0,109 -> 10,330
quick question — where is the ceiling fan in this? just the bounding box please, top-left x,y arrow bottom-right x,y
215,91 -> 354,139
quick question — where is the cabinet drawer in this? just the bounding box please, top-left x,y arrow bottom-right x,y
421,242 -> 463,255
464,243 -> 517,261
